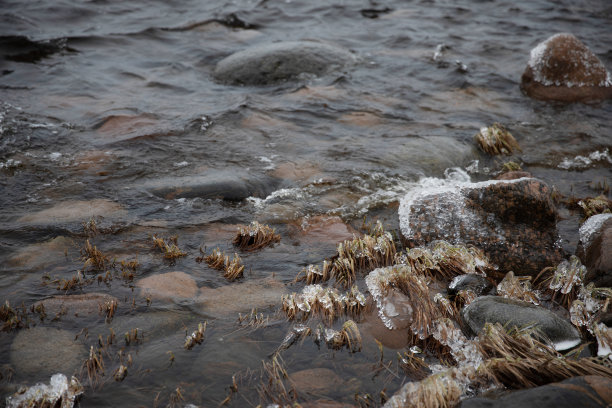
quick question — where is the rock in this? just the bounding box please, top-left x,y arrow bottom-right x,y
136,271 -> 198,301
95,114 -> 161,142
399,172 -> 563,277
459,376 -> 612,408
10,327 -> 87,380
448,274 -> 495,297
288,368 -> 343,394
35,293 -> 118,320
462,296 -> 581,350
360,305 -> 411,349
144,171 -> 280,201
213,41 -> 357,85
496,171 -> 532,181
521,33 -> 612,103
293,215 -> 359,245
196,278 -> 286,317
8,236 -> 74,269
577,214 -> 612,287
18,199 -> 126,225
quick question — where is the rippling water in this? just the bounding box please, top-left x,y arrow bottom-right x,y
1,0 -> 611,406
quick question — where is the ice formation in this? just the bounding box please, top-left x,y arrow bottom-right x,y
579,213 -> 612,249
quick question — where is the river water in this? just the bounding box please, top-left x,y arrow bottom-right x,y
1,0 -> 611,406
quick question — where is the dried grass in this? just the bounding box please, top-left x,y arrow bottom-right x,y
82,346 -> 105,388
536,256 -> 586,309
257,355 -> 297,407
184,322 -> 207,350
204,248 -> 245,281
497,271 -> 539,305
475,123 -> 521,156
234,221 -> 280,251
81,240 -> 109,271
385,372 -> 462,408
152,235 -> 187,260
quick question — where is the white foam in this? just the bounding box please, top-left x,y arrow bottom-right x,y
579,213 -> 612,249
558,148 -> 612,169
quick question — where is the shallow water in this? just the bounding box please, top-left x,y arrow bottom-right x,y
1,0 -> 611,406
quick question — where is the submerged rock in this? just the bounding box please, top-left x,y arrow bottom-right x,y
35,293 -> 118,320
288,368 -> 344,395
459,375 -> 612,408
448,274 -> 495,297
10,327 -> 87,379
462,296 -> 581,350
145,171 -> 280,201
399,172 -> 563,276
577,214 -> 612,287
136,271 -> 198,302
213,41 -> 357,85
18,199 -> 126,225
521,33 -> 612,103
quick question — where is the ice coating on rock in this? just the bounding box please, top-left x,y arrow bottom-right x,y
6,373 -> 83,408
579,213 -> 612,249
527,33 -> 612,88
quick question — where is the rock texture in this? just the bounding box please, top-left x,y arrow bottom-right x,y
136,271 -> 198,301
462,296 -> 581,350
459,376 -> 612,408
521,33 -> 612,103
399,175 -> 563,276
577,214 -> 612,287
213,41 -> 356,85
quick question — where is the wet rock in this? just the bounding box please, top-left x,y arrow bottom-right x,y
496,171 -> 532,181
288,368 -> 343,394
448,274 -> 495,297
136,271 -> 198,302
10,327 -> 87,380
577,214 -> 612,287
8,236 -> 74,269
293,215 -> 359,245
360,304 -> 411,349
462,296 -> 581,350
145,171 -> 280,201
35,293 -> 118,320
18,199 -> 126,225
213,41 -> 357,85
196,278 -> 286,317
521,33 -> 612,103
399,174 -> 563,276
270,161 -> 322,183
95,114 -> 162,142
459,375 -> 612,408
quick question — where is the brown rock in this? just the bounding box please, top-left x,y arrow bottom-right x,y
338,111 -> 383,127
293,215 -> 360,245
8,236 -> 74,269
36,293 -> 118,320
96,114 -> 161,142
521,33 -> 612,103
136,271 -> 198,301
400,177 -> 564,276
18,199 -> 126,224
496,171 -> 532,181
288,368 -> 343,394
577,215 -> 612,287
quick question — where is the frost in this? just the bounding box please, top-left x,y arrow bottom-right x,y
558,148 -> 612,169
579,213 -> 612,249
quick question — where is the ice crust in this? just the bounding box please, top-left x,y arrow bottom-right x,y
579,213 -> 612,249
6,374 -> 83,408
558,148 -> 612,170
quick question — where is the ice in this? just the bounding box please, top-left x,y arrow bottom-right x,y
173,161 -> 189,167
558,148 -> 612,169
6,373 -> 83,408
579,213 -> 612,249
548,256 -> 585,294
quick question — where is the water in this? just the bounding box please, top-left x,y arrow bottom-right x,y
1,0 -> 611,406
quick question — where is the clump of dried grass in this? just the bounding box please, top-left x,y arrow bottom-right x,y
234,221 -> 280,251
281,284 -> 367,324
152,235 -> 187,260
0,300 -> 28,331
478,323 -> 612,389
82,346 -> 105,389
295,261 -> 332,285
384,372 -> 462,408
100,299 -> 118,323
316,320 -> 362,352
475,123 -> 521,156
398,350 -> 430,380
184,322 -> 207,350
257,355 -> 298,407
204,248 -> 245,281
578,195 -> 612,218
81,240 -> 109,271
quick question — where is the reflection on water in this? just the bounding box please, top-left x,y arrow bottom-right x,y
1,0 -> 611,406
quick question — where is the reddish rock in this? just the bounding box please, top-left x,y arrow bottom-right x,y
521,33 -> 612,103
18,199 -> 126,224
495,171 -> 532,181
294,215 -> 360,245
577,214 -> 612,287
136,271 -> 198,301
288,368 -> 343,394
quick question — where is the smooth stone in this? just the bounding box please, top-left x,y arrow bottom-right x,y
18,199 -> 126,224
196,278 -> 286,317
35,293 -> 119,320
360,305 -> 410,350
95,114 -> 161,142
521,33 -> 612,103
459,376 -> 612,408
136,271 -> 198,302
10,327 -> 87,380
293,215 -> 359,245
462,296 -> 581,350
8,236 -> 75,269
144,171 -> 280,201
213,40 -> 357,85
288,368 -> 344,394
577,215 -> 612,287
399,175 -> 563,277
448,274 -> 495,297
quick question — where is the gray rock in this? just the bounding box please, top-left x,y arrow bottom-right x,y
448,274 -> 495,297
459,375 -> 612,408
10,327 -> 87,380
462,296 -> 580,350
144,171 -> 280,201
213,41 -> 357,85
577,214 -> 612,287
399,175 -> 563,277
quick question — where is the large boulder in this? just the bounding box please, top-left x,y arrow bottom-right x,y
213,41 -> 357,85
520,33 -> 612,103
462,296 -> 581,350
459,376 -> 612,408
399,173 -> 563,276
577,214 -> 612,287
